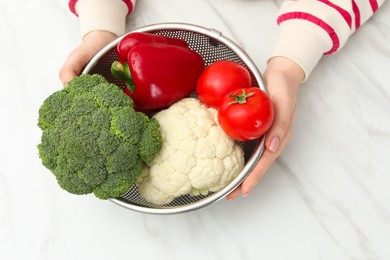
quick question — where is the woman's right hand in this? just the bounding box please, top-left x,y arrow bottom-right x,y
59,30 -> 117,86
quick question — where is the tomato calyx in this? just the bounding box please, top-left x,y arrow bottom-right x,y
218,87 -> 274,141
110,61 -> 135,93
228,89 -> 255,105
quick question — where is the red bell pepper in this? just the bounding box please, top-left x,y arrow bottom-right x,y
111,33 -> 205,113
116,32 -> 188,62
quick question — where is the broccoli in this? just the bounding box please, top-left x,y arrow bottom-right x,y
37,74 -> 162,199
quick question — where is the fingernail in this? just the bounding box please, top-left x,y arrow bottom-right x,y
242,192 -> 249,197
269,136 -> 280,153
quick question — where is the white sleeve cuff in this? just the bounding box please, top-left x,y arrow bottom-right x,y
76,0 -> 128,38
269,21 -> 333,81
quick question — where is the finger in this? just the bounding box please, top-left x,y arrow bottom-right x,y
240,109 -> 296,196
59,56 -> 83,86
59,47 -> 90,86
226,184 -> 242,201
240,148 -> 276,196
225,124 -> 288,201
266,92 -> 296,153
59,67 -> 78,86
225,98 -> 297,199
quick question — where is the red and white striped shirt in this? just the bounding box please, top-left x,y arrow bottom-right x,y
69,0 -> 386,80
68,0 -> 136,38
272,0 -> 386,79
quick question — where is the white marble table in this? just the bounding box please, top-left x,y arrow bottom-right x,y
1,1 -> 389,259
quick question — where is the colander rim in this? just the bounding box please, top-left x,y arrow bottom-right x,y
82,22 -> 266,215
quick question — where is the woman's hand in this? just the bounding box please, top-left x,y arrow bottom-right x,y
59,30 -> 117,86
226,56 -> 304,200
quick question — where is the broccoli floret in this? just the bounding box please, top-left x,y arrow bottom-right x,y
138,118 -> 163,163
55,168 -> 93,195
38,90 -> 73,130
93,160 -> 143,199
91,108 -> 111,130
37,74 -> 162,199
105,142 -> 139,174
91,82 -> 134,108
110,107 -> 144,145
97,131 -> 121,156
65,73 -> 108,96
38,128 -> 61,170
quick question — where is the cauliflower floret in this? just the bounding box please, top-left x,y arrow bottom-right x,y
137,168 -> 175,205
137,98 -> 245,205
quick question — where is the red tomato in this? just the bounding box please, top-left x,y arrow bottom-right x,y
218,87 -> 274,141
196,60 -> 252,107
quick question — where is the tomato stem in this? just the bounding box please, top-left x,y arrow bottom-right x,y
228,89 -> 255,105
111,61 -> 135,93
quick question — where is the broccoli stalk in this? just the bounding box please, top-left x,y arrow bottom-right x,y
37,74 -> 162,199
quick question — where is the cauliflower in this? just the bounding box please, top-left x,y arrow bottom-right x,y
137,98 -> 245,205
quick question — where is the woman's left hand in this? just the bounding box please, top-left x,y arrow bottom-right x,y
226,57 -> 304,200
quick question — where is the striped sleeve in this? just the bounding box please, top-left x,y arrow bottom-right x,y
270,0 -> 386,80
68,0 -> 136,38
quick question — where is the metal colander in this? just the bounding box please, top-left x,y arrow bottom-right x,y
82,23 -> 267,214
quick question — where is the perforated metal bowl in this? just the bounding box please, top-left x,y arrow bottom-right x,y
82,22 -> 267,214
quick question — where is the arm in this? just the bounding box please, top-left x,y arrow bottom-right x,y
59,0 -> 135,85
272,0 -> 386,80
68,0 -> 134,39
227,0 -> 386,200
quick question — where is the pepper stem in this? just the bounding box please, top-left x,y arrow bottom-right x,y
111,61 -> 135,93
228,89 -> 255,105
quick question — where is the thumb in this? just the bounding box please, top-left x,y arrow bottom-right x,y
263,58 -> 303,153
59,67 -> 79,86
59,46 -> 91,86
265,94 -> 295,154
238,101 -> 297,196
